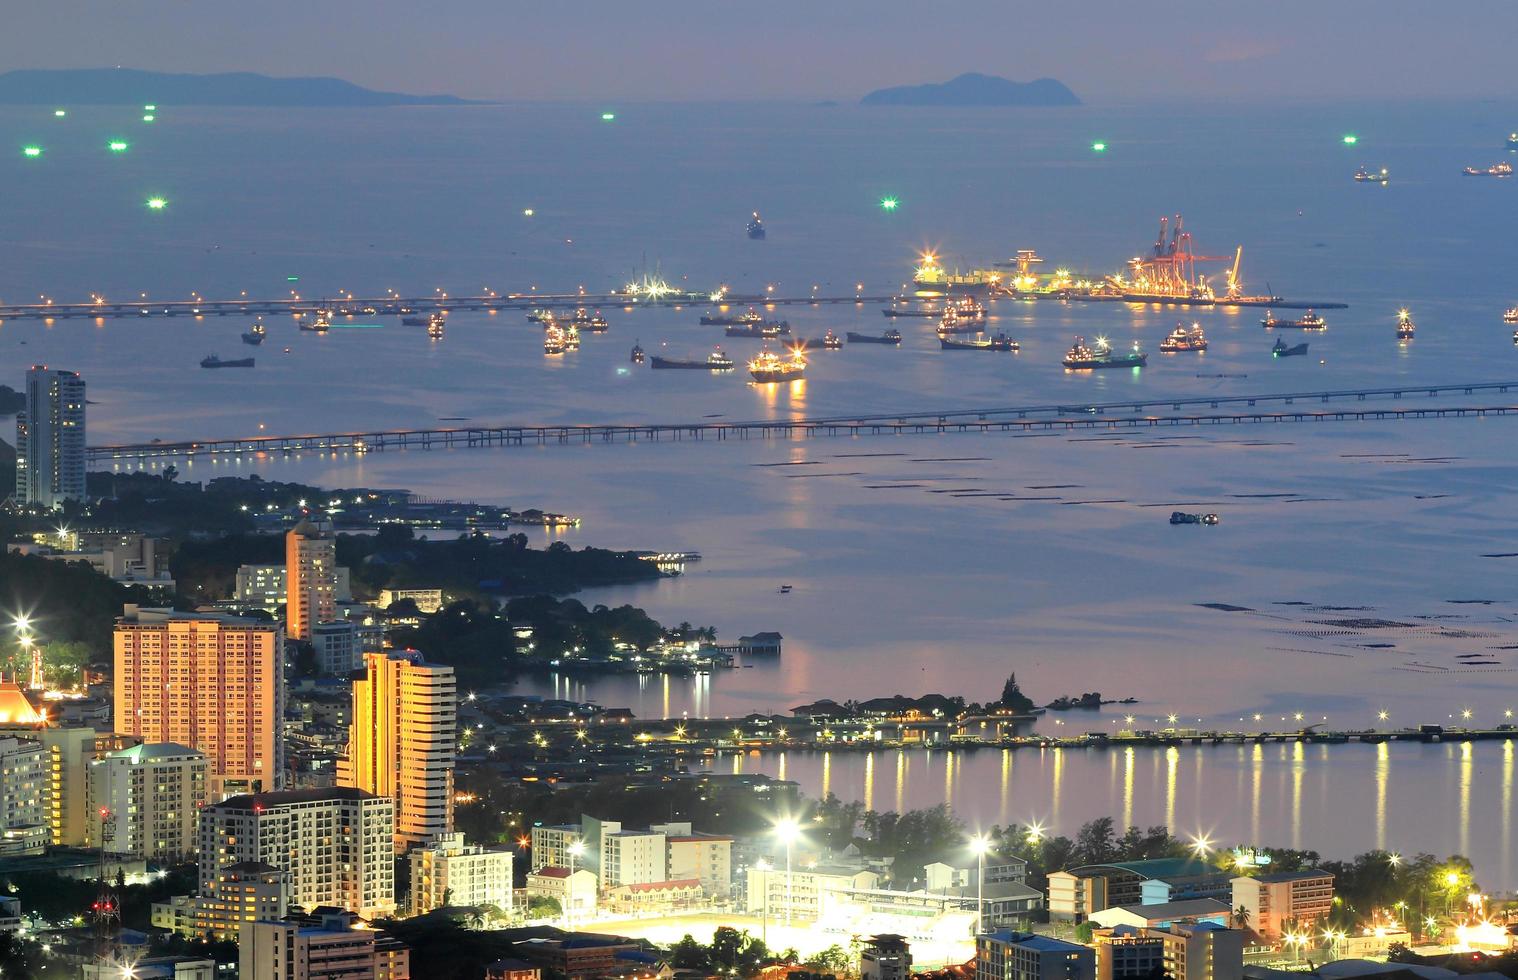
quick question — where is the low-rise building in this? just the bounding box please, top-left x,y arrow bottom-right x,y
240,909 -> 409,980
152,862 -> 290,940
745,864 -> 878,923
861,934 -> 912,980
379,589 -> 445,614
976,930 -> 1095,980
1231,871 -> 1335,942
81,956 -> 215,980
604,878 -> 703,915
1090,899 -> 1233,931
1050,859 -> 1231,923
407,832 -> 513,916
664,832 -> 734,899
1093,923 -> 1244,980
511,934 -> 640,980
485,959 -> 542,980
526,866 -> 598,921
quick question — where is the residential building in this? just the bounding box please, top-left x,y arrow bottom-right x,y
286,522 -> 338,641
1090,899 -> 1233,931
1231,871 -> 1335,942
81,956 -> 215,980
238,564 -> 353,613
602,829 -> 667,888
745,864 -> 878,922
975,930 -> 1095,980
198,787 -> 395,919
11,531 -> 172,589
603,878 -> 703,915
337,650 -> 457,851
0,736 -> 46,856
113,605 -> 285,795
240,909 -> 410,980
530,825 -> 583,872
86,742 -> 207,862
665,833 -> 734,898
1093,923 -> 1244,980
925,855 -> 1030,891
34,727 -> 140,848
0,896 -> 19,933
485,959 -> 541,980
379,589 -> 445,614
1050,859 -> 1231,923
153,862 -> 290,940
407,832 -> 513,916
525,867 -> 597,921
15,365 -> 85,509
861,934 -> 913,980
510,934 -> 639,980
311,621 -> 361,676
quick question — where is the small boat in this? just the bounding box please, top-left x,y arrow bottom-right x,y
241,320 -> 266,345
1159,322 -> 1208,352
748,347 -> 807,383
1395,308 -> 1415,341
200,354 -> 254,369
299,311 -> 331,333
1261,309 -> 1326,330
569,307 -> 609,332
1508,133 -> 1518,150
803,330 -> 842,350
1463,161 -> 1514,177
747,211 -> 766,240
701,309 -> 765,326
1502,306 -> 1518,324
427,319 -> 445,340
1272,337 -> 1309,357
401,315 -> 429,326
563,324 -> 581,350
987,333 -> 1020,352
847,330 -> 902,345
1353,167 -> 1389,184
650,348 -> 734,370
1063,336 -> 1146,370
630,341 -> 646,364
777,585 -> 792,594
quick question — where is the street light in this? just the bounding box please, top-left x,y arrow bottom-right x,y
754,858 -> 771,946
774,818 -> 800,927
567,840 -> 586,928
970,834 -> 992,934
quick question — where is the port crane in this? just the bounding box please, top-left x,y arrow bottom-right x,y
1126,215 -> 1234,299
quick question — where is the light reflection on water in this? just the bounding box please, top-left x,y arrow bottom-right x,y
710,740 -> 1516,891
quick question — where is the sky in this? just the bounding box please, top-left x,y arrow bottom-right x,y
3,0 -> 1516,103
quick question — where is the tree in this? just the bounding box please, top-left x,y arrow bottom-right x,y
996,673 -> 1034,713
805,945 -> 852,976
1075,922 -> 1095,944
526,895 -> 561,919
1232,905 -> 1251,930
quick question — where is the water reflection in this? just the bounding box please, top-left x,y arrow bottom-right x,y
1375,742 -> 1389,850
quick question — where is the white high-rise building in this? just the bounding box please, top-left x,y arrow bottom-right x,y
0,736 -> 46,855
15,366 -> 85,509
601,829 -> 667,888
198,787 -> 396,919
407,832 -> 513,916
87,743 -> 208,862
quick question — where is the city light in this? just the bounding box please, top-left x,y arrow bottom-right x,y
773,817 -> 800,842
969,834 -> 992,855
1190,833 -> 1214,857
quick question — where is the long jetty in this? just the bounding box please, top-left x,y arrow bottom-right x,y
88,380 -> 1518,462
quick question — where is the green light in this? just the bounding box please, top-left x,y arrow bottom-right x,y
108,140 -> 129,152
22,146 -> 42,158
143,104 -> 156,111
53,109 -> 66,118
1091,141 -> 1107,152
286,276 -> 300,282
146,197 -> 167,210
1342,134 -> 1358,145
880,197 -> 899,211
142,114 -> 155,123
600,111 -> 616,121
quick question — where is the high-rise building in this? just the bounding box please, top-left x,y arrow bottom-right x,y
0,736 -> 46,855
975,931 -> 1095,980
113,606 -> 285,795
529,825 -> 582,872
87,743 -> 208,862
601,829 -> 667,887
337,651 -> 456,851
286,522 -> 337,641
407,832 -> 514,916
198,787 -> 395,919
15,366 -> 85,510
153,862 -> 290,940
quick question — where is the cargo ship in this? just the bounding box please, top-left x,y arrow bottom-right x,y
1502,306 -> 1518,324
1261,309 -> 1326,330
882,300 -> 937,318
803,330 -> 842,350
937,303 -> 987,335
201,354 -> 254,369
1395,309 -> 1415,340
630,341 -> 645,364
299,310 -> 331,333
569,307 -> 609,332
544,324 -> 567,354
847,329 -> 902,345
726,319 -> 791,338
401,314 -> 429,326
702,309 -> 765,326
651,348 -> 735,370
1159,322 -> 1208,352
748,348 -> 806,383
1272,337 -> 1309,357
1063,336 -> 1146,370
1464,161 -> 1514,177
241,320 -> 266,345
747,211 -> 766,240
1354,167 -> 1390,184
912,252 -> 999,296
941,333 -> 1019,352
427,318 -> 445,340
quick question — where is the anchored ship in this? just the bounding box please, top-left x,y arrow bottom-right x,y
201,354 -> 255,369
569,307 -> 609,332
651,348 -> 734,370
241,320 -> 266,345
1396,309 -> 1415,341
747,211 -> 766,240
1063,336 -> 1146,370
630,341 -> 645,364
1272,337 -> 1309,357
1464,161 -> 1514,177
299,310 -> 331,333
702,309 -> 765,326
748,348 -> 807,383
1261,309 -> 1326,330
912,251 -> 1000,296
1159,322 -> 1208,352
847,329 -> 902,345
1354,167 -> 1390,183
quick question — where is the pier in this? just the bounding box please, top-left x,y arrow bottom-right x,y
88,380 -> 1518,462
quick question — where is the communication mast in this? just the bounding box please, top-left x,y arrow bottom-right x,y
92,808 -> 120,951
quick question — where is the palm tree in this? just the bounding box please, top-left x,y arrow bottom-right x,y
1232,905 -> 1252,931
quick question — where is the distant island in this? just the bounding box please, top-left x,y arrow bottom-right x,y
862,72 -> 1080,107
0,68 -> 482,107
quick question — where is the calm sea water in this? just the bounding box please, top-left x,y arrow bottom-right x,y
5,99 -> 1518,880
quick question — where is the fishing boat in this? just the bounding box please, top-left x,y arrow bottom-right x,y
804,330 -> 842,350
1063,336 -> 1146,370
847,329 -> 903,345
200,354 -> 255,369
630,341 -> 646,364
299,310 -> 331,333
746,211 -> 766,240
748,348 -> 807,383
650,348 -> 734,370
570,307 -> 609,332
544,324 -> 567,354
427,318 -> 445,340
701,308 -> 765,326
1159,322 -> 1208,352
241,320 -> 266,345
401,315 -> 429,326
1396,308 -> 1415,341
1463,161 -> 1514,177
1261,309 -> 1326,330
1272,337 -> 1309,357
1353,167 -> 1389,184
563,324 -> 581,351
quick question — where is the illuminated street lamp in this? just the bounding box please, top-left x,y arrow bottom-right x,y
970,834 -> 992,933
774,818 -> 800,926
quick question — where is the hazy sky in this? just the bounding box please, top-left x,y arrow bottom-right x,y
5,0 -> 1516,103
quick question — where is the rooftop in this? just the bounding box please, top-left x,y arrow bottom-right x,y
216,786 -> 380,810
1069,857 -> 1219,880
982,931 -> 1088,953
1248,869 -> 1334,884
1100,899 -> 1232,922
107,741 -> 202,762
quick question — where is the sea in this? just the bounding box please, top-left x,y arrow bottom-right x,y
4,98 -> 1518,883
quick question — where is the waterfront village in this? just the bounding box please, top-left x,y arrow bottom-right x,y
2,368 -> 1517,980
